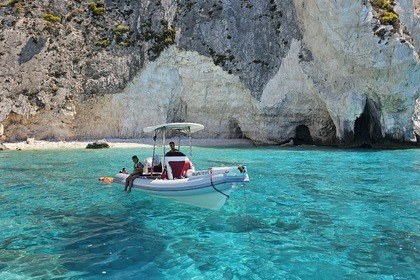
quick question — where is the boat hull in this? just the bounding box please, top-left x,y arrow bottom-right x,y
113,168 -> 249,210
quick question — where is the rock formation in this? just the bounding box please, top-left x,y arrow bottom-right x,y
86,139 -> 110,149
0,0 -> 419,147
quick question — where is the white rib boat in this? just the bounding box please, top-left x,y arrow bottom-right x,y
113,123 -> 249,210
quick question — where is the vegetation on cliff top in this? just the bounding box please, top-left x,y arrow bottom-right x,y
370,0 -> 400,30
1,0 -> 176,56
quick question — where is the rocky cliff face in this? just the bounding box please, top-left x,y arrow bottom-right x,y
0,0 -> 419,147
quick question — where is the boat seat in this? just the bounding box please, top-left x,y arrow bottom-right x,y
165,156 -> 192,179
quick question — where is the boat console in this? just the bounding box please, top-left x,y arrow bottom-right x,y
164,156 -> 194,179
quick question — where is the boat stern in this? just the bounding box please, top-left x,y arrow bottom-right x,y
113,173 -> 129,185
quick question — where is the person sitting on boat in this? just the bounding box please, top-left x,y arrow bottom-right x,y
165,141 -> 185,156
120,167 -> 128,174
124,155 -> 144,193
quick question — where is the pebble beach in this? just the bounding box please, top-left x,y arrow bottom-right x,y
1,138 -> 255,150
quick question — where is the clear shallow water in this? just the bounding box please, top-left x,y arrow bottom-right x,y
0,146 -> 419,279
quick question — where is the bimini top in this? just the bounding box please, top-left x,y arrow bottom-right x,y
143,122 -> 204,134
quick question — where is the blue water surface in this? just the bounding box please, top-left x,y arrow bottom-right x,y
0,146 -> 419,279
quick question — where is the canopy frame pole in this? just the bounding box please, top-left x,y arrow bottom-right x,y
187,127 -> 194,169
162,128 -> 166,171
151,132 -> 157,173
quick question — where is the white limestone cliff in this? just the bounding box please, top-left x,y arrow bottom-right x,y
290,0 -> 419,144
75,47 -> 257,139
0,0 -> 419,147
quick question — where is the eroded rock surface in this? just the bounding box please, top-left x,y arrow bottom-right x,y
0,0 -> 419,147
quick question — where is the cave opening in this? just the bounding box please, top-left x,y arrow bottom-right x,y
228,119 -> 244,139
294,125 -> 314,145
353,99 -> 382,147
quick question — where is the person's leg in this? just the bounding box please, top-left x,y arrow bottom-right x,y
127,174 -> 139,193
124,175 -> 132,191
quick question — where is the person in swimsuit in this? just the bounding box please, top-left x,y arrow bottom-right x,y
124,155 -> 144,193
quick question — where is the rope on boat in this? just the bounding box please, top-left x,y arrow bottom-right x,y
209,168 -> 229,198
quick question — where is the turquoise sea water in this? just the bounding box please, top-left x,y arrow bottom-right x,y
0,146 -> 419,279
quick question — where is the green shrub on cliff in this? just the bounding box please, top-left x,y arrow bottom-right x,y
381,11 -> 399,26
1,0 -> 24,12
118,41 -> 130,47
95,39 -> 109,47
42,13 -> 61,22
160,28 -> 176,45
371,0 -> 392,11
369,0 -> 399,29
14,1 -> 23,12
89,2 -> 104,16
114,25 -> 130,36
0,0 -> 17,7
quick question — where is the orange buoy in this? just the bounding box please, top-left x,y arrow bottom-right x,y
99,177 -> 114,183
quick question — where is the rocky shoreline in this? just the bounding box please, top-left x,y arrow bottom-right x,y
0,138 -> 255,151
2,137 -> 419,151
